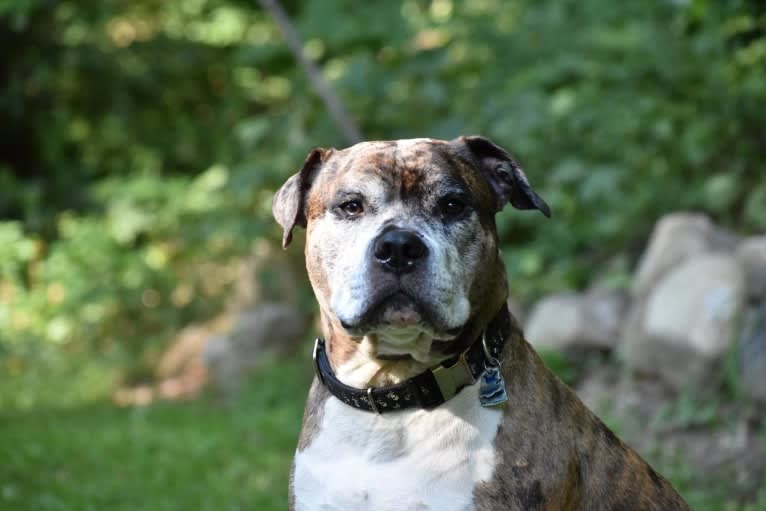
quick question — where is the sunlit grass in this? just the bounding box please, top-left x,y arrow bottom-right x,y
0,356 -> 310,511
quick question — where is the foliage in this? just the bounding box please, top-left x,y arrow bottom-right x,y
1,0 -> 765,401
1,0 -> 300,380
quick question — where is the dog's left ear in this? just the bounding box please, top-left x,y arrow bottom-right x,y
454,135 -> 551,217
272,147 -> 328,248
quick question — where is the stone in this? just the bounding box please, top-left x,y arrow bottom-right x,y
231,238 -> 304,311
203,302 -> 307,390
156,323 -> 219,379
525,288 -> 627,352
622,254 -> 746,390
582,288 -> 629,348
632,213 -> 738,297
736,235 -> 766,302
154,324 -> 213,400
112,316 -> 230,405
739,304 -> 766,405
525,293 -> 582,351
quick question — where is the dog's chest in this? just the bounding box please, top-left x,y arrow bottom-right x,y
293,383 -> 503,511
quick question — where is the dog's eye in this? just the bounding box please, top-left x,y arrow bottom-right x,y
438,196 -> 467,218
339,200 -> 364,217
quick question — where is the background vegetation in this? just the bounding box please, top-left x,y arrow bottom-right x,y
1,0 -> 765,509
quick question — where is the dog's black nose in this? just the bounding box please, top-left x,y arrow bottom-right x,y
373,228 -> 428,274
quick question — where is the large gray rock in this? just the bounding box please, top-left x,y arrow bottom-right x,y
584,288 -> 629,347
526,289 -> 627,352
204,302 -> 307,390
736,235 -> 766,302
622,254 -> 746,389
632,213 -> 738,297
739,304 -> 766,405
525,293 -> 581,350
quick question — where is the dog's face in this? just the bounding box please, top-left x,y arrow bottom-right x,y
274,136 -> 549,362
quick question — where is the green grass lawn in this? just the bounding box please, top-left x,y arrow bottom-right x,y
2,351 -> 764,510
0,356 -> 310,511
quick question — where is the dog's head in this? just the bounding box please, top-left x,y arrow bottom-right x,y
273,136 -> 549,363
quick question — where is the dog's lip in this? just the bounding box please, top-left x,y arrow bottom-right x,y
367,290 -> 425,325
377,290 -> 423,324
340,290 -> 463,340
340,290 -> 424,330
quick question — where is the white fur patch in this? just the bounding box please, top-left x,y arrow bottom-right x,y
292,383 -> 502,511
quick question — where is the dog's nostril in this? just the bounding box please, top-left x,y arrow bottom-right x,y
373,229 -> 428,273
402,239 -> 426,260
375,241 -> 394,261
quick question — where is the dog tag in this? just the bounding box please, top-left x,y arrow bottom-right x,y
479,366 -> 508,408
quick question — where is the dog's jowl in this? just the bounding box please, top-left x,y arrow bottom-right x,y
273,136 -> 690,510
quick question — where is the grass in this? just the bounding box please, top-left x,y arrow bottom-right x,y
0,355 -> 310,511
2,349 -> 765,510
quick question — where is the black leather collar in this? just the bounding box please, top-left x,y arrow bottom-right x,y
312,305 -> 513,414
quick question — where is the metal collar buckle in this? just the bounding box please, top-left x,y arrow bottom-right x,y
432,352 -> 475,400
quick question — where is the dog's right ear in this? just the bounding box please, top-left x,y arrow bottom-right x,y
272,148 -> 327,248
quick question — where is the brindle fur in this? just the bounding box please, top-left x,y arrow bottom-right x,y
472,315 -> 689,510
275,136 -> 690,510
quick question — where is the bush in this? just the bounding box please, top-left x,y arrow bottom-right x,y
1,0 -> 764,377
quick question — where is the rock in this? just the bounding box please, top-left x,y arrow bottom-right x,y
154,324 -> 213,400
112,316 -> 230,406
736,235 -> 766,302
525,288 -> 627,352
231,238 -> 304,311
576,367 -> 672,429
622,254 -> 746,389
632,213 -> 738,297
525,293 -> 581,350
576,362 -> 766,501
583,288 -> 629,347
203,302 -> 307,390
739,304 -> 766,405
156,323 -> 220,379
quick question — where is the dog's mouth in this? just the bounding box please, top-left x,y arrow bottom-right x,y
373,291 -> 423,325
339,291 -> 421,331
338,290 -> 464,362
340,290 -> 463,340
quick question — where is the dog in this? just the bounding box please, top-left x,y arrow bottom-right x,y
273,136 -> 690,510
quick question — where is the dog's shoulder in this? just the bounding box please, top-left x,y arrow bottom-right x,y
473,331 -> 690,510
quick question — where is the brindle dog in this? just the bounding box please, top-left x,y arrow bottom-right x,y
273,136 -> 690,511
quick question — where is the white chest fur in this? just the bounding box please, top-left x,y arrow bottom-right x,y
293,383 -> 503,511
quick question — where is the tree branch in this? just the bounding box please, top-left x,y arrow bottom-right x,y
258,0 -> 364,145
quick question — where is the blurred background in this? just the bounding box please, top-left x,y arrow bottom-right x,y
1,0 -> 765,509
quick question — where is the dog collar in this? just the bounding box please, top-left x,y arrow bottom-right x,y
312,305 -> 513,414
